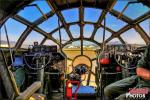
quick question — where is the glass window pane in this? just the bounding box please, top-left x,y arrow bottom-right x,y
44,39 -> 58,45
124,3 -> 150,19
94,28 -> 112,43
43,39 -> 59,48
52,28 -> 70,44
107,38 -> 122,44
84,8 -> 101,22
0,26 -> 8,47
38,14 -> 58,33
83,24 -> 94,38
104,13 -> 127,31
0,18 -> 27,47
113,1 -> 150,19
69,24 -> 80,38
21,31 -> 44,48
18,6 -> 42,22
113,0 -> 128,12
140,19 -> 150,37
61,8 -> 79,23
121,28 -> 146,44
31,0 -> 51,14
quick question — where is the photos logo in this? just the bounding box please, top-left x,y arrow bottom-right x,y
126,88 -> 149,99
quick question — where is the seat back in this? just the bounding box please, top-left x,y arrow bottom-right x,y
0,50 -> 17,99
8,69 -> 20,96
0,50 -> 42,100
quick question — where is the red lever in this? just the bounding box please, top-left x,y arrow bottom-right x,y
66,80 -> 80,100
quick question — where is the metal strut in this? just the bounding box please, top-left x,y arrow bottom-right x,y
96,16 -> 107,99
118,1 -> 140,19
4,24 -> 13,64
58,15 -> 67,100
102,17 -> 106,50
58,18 -> 62,49
0,28 -> 1,48
101,16 -> 106,100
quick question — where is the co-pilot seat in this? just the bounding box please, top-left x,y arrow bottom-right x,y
0,50 -> 45,100
11,55 -> 46,100
11,55 -> 25,89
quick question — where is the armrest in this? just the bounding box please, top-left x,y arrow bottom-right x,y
15,81 -> 41,100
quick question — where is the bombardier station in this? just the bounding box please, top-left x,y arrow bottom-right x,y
0,0 -> 150,100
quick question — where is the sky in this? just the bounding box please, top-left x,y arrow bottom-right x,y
0,0 -> 149,48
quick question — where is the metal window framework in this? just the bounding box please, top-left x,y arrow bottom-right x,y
2,0 -> 149,86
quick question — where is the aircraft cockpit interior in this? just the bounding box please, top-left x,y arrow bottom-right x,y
0,0 -> 150,100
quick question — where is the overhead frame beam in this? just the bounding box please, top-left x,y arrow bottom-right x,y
40,38 -> 47,45
100,24 -> 115,33
14,27 -> 32,49
133,11 -> 150,25
38,21 -> 115,47
117,25 -> 132,36
79,1 -> 84,55
104,36 -> 113,43
110,9 -> 150,25
90,0 -> 117,40
34,10 -> 55,25
48,21 -> 115,35
47,0 -> 73,40
41,21 -> 114,48
13,15 -> 59,45
105,9 -> 132,44
134,25 -> 150,44
11,0 -> 149,49
90,10 -> 107,39
105,9 -> 150,44
110,9 -> 132,23
105,24 -> 132,44
41,0 -> 119,49
13,11 -> 59,49
118,36 -> 126,44
0,0 -> 33,28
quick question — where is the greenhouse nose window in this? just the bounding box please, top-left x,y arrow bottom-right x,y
0,0 -> 150,100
